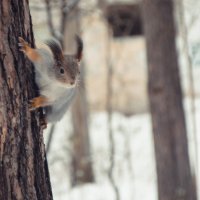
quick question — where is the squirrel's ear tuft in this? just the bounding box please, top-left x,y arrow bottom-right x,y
75,35 -> 83,62
45,39 -> 64,62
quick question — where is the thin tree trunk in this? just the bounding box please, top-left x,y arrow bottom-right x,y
44,1 -> 94,185
71,71 -> 94,185
141,0 -> 196,200
106,27 -> 120,200
0,1 -> 53,199
175,0 -> 198,175
46,124 -> 56,154
63,8 -> 94,186
50,4 -> 95,186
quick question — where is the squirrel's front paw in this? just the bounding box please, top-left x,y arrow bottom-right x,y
18,37 -> 29,53
29,96 -> 49,111
18,37 -> 41,62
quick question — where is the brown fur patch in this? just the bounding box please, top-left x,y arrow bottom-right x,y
29,96 -> 49,110
19,37 -> 41,62
26,47 -> 41,61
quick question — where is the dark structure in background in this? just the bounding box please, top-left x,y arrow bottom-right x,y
106,4 -> 142,37
142,0 -> 197,199
103,3 -> 143,199
0,0 -> 52,199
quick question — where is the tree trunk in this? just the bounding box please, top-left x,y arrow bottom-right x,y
71,70 -> 94,186
43,1 -> 94,186
0,1 -> 53,199
141,0 -> 196,200
63,8 -> 94,186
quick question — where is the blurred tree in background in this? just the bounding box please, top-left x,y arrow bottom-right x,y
67,8 -> 94,186
43,0 -> 94,186
142,0 -> 197,199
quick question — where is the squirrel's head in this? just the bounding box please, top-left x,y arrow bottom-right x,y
46,36 -> 83,88
57,55 -> 80,87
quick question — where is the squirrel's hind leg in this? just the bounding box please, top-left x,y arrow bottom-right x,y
18,37 -> 41,62
40,115 -> 47,130
29,96 -> 48,130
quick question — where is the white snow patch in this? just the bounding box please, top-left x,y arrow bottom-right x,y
44,98 -> 200,200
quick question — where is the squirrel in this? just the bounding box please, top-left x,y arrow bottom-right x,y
18,36 -> 83,125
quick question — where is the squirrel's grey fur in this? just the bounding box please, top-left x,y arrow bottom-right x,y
44,87 -> 76,122
20,37 -> 82,123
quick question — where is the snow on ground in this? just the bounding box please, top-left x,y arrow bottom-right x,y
44,98 -> 200,200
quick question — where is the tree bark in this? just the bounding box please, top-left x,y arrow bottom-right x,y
141,0 -> 196,200
0,1 -> 53,199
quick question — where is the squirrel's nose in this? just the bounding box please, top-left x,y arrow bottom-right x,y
70,81 -> 74,85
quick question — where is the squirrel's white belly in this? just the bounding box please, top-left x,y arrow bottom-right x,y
42,83 -> 68,102
35,73 -> 68,102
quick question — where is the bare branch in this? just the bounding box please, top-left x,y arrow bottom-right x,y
46,124 -> 56,154
59,0 -> 81,45
106,28 -> 120,200
44,0 -> 57,38
176,0 -> 198,180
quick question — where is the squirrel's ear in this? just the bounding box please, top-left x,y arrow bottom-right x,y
75,35 -> 83,62
45,39 -> 64,62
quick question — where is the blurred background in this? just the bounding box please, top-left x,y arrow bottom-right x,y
29,0 -> 200,199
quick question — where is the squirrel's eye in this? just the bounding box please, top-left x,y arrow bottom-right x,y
60,68 -> 65,74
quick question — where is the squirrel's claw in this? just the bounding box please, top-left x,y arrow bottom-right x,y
18,37 -> 41,62
18,37 -> 29,53
40,116 -> 47,130
28,96 -> 49,111
18,37 -> 27,44
28,99 -> 38,111
28,97 -> 48,129
29,98 -> 41,111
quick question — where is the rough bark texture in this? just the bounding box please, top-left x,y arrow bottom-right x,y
0,0 -> 53,199
141,0 -> 196,200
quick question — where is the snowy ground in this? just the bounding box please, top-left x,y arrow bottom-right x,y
44,98 -> 200,200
